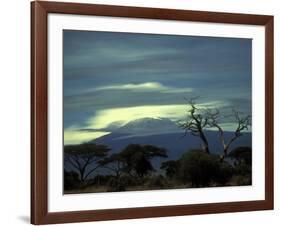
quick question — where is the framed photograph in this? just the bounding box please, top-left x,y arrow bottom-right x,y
31,1 -> 274,224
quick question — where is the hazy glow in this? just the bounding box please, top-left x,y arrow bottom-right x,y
64,128 -> 109,145
88,102 -> 223,129
92,82 -> 193,93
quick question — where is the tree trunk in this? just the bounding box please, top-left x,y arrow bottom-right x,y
199,131 -> 210,154
79,169 -> 85,182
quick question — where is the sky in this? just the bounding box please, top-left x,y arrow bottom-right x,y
63,30 -> 252,144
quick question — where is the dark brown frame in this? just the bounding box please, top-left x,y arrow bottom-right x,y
31,1 -> 274,224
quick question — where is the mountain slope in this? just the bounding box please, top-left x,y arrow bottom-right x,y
87,117 -> 252,168
92,130 -> 252,160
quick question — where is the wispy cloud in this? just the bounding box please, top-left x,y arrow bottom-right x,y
88,82 -> 193,94
64,126 -> 110,145
95,82 -> 162,91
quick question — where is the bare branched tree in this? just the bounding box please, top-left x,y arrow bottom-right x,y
208,108 -> 251,159
178,97 -> 251,157
178,97 -> 211,154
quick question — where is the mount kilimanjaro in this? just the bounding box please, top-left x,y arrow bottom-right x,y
89,117 -> 251,160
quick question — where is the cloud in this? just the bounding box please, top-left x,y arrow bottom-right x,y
161,88 -> 193,94
64,100 -> 246,144
88,82 -> 193,94
95,82 -> 162,91
87,101 -> 224,130
64,127 -> 109,145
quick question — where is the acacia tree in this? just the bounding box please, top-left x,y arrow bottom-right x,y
120,144 -> 168,177
178,97 -> 211,154
64,143 -> 110,182
207,108 -> 251,159
101,153 -> 125,179
99,153 -> 126,191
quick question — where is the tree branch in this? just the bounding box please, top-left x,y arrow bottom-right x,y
83,165 -> 102,181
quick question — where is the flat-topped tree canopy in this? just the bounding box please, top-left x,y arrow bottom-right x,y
64,143 -> 110,157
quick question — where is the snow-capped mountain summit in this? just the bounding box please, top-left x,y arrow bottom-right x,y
115,117 -> 180,135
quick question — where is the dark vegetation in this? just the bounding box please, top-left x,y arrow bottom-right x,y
64,98 -> 252,193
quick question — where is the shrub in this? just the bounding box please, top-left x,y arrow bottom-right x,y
232,175 -> 252,186
145,175 -> 166,189
229,146 -> 252,166
214,161 -> 233,185
160,160 -> 179,179
119,175 -> 139,187
178,150 -> 233,187
178,150 -> 219,187
106,175 -> 139,192
234,163 -> 251,176
106,177 -> 126,192
229,147 -> 252,181
90,175 -> 113,186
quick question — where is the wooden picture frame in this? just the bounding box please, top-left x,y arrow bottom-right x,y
31,1 -> 274,224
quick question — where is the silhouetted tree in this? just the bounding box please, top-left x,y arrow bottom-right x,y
208,109 -> 251,159
64,143 -> 110,182
178,97 -> 211,154
178,150 -> 221,187
120,144 -> 167,177
179,97 -> 251,158
101,153 -> 124,179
